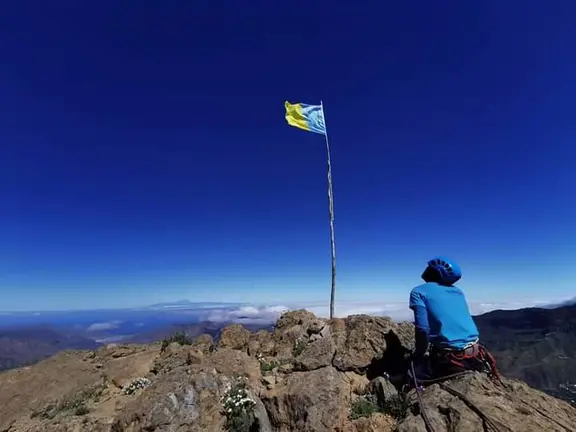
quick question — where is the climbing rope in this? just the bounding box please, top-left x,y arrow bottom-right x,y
409,361 -> 507,432
405,350 -> 576,432
410,361 -> 437,432
417,370 -> 472,385
438,382 -> 508,432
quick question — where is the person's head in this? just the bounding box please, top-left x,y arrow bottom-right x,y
421,256 -> 461,286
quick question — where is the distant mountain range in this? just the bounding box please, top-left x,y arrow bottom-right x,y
0,326 -> 99,371
0,319 -> 273,372
474,303 -> 576,403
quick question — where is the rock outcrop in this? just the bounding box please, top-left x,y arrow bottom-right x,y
0,311 -> 574,432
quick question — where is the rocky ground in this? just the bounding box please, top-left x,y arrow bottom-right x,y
0,310 -> 575,432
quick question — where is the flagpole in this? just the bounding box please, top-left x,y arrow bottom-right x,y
320,100 -> 337,320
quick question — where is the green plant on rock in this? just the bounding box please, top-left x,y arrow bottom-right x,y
221,379 -> 257,432
161,331 -> 192,351
349,392 -> 407,421
349,395 -> 380,420
292,337 -> 307,357
74,405 -> 90,416
31,384 -> 105,419
379,394 -> 407,419
257,353 -> 279,375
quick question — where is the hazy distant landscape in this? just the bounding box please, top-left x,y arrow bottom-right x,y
0,300 -> 276,371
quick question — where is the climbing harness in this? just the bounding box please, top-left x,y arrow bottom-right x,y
439,342 -> 504,384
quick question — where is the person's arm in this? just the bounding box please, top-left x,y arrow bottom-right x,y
409,290 -> 430,359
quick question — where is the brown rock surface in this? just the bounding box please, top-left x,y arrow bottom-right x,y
191,333 -> 215,353
248,330 -> 275,356
261,366 -> 351,431
349,413 -> 397,432
219,324 -> 252,352
331,315 -> 397,373
1,311 -> 575,432
397,372 -> 576,432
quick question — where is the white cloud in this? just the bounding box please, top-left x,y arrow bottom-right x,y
205,305 -> 289,324
198,298 -> 563,325
200,301 -> 416,324
299,302 -> 413,322
86,320 -> 123,332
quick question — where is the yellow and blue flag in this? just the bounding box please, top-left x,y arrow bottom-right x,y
284,101 -> 326,135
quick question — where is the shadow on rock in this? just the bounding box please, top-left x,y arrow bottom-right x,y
366,330 -> 411,386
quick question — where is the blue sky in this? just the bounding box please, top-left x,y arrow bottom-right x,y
2,1 -> 574,311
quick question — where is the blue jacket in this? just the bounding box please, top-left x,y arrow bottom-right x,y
409,282 -> 479,353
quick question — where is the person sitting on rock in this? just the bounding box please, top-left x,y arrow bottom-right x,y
408,256 -> 500,383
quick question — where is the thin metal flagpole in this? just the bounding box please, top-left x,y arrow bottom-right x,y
320,100 -> 337,320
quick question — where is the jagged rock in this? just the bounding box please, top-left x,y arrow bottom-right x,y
151,344 -> 203,375
262,374 -> 276,390
190,334 -> 214,353
219,324 -> 252,351
293,333 -> 335,371
348,413 -> 397,432
112,368 -> 220,431
278,361 -> 294,374
249,330 -> 275,356
332,315 -> 399,373
261,366 -> 352,432
344,371 -> 371,395
251,392 -> 274,432
104,345 -> 158,389
397,373 -> 576,432
272,310 -> 324,359
271,311 -> 410,374
275,310 -> 319,330
114,349 -> 262,431
307,319 -> 326,335
370,376 -> 399,407
102,345 -> 142,359
209,348 -> 262,387
395,321 -> 416,351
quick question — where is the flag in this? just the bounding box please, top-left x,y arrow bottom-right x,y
284,101 -> 326,135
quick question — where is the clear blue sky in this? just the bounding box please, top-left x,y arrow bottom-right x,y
2,1 -> 574,311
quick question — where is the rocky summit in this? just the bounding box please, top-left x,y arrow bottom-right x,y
0,311 -> 575,432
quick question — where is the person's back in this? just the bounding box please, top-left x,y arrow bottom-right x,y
409,282 -> 479,350
406,257 -> 501,382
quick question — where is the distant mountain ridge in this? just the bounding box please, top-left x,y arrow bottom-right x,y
0,326 -> 100,371
474,303 -> 576,403
0,320 -> 273,372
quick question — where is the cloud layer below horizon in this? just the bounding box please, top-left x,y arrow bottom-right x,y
200,298 -> 560,325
